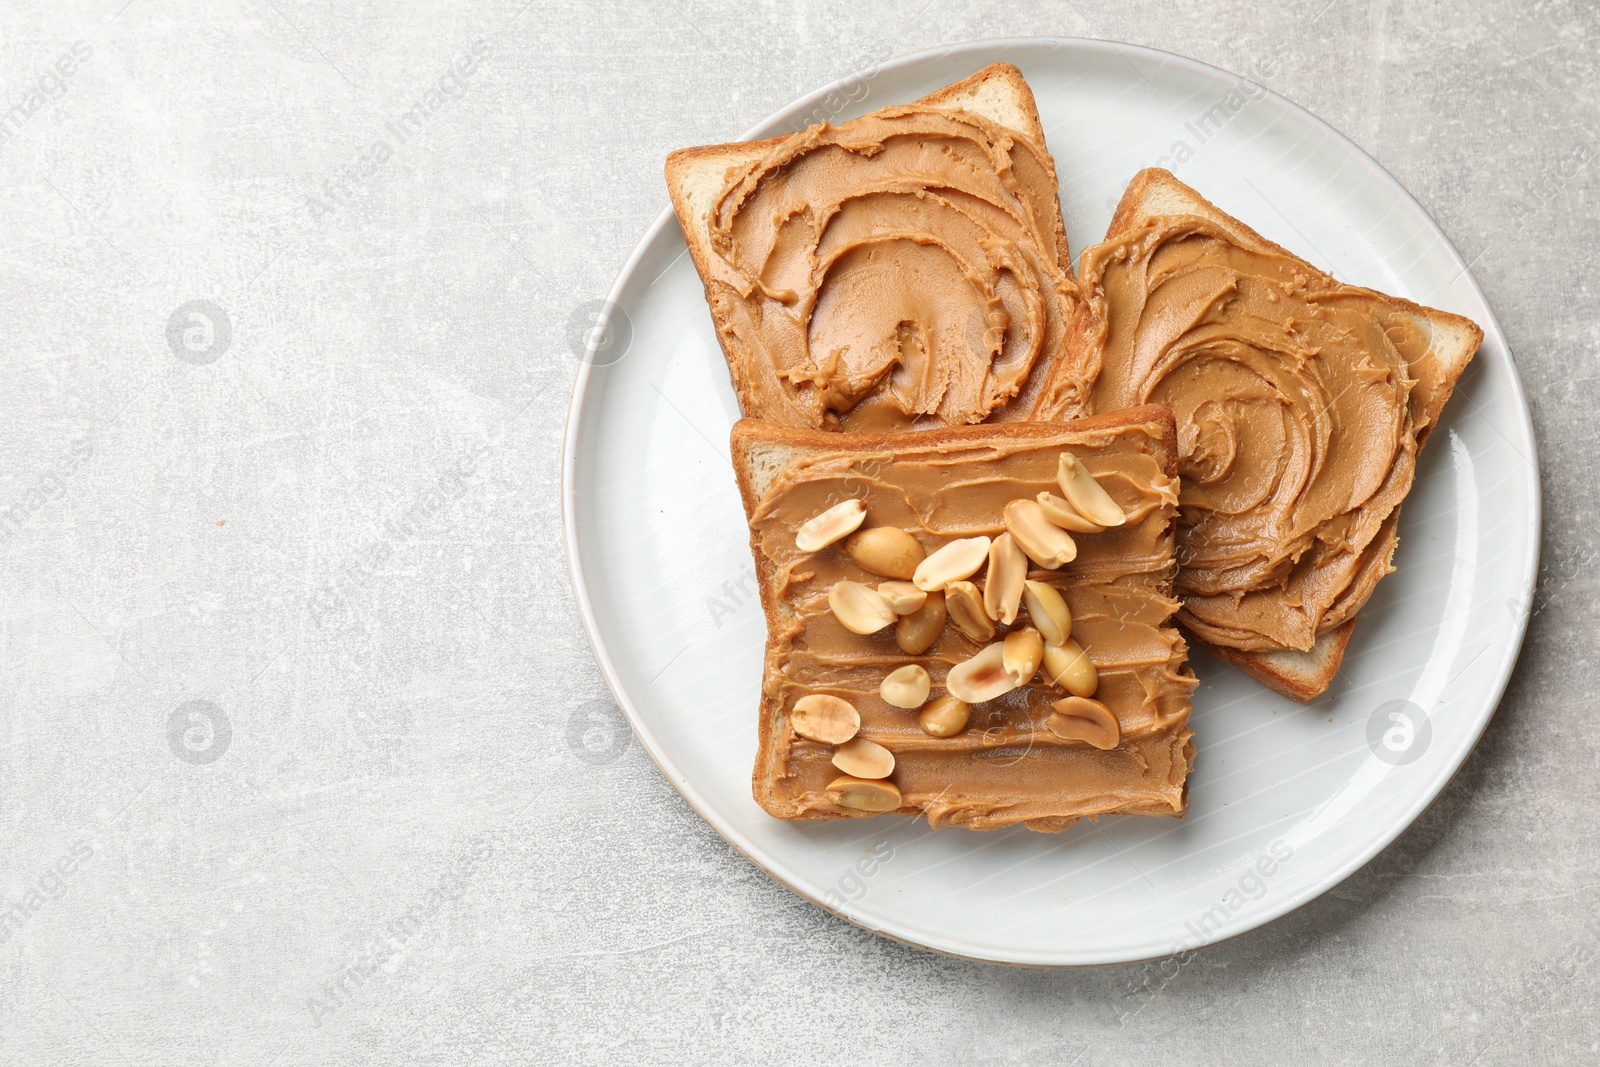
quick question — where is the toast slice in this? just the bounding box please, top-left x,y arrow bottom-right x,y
1065,168 -> 1481,701
668,63 -> 1093,432
730,406 -> 1196,831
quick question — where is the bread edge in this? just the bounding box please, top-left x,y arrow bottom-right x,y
1184,620 -> 1356,704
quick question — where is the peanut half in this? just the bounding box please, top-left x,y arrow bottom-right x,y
1036,491 -> 1104,533
826,776 -> 902,812
795,498 -> 867,552
1021,580 -> 1072,646
1056,452 -> 1126,527
895,591 -> 946,655
791,694 -> 860,744
845,526 -> 925,580
1046,696 -> 1120,750
912,536 -> 991,592
1041,639 -> 1098,698
828,580 -> 895,635
984,532 -> 1027,624
945,642 -> 1018,703
918,695 -> 971,737
1004,499 -> 1077,569
831,737 -> 896,779
876,580 -> 927,616
944,580 -> 995,642
880,664 -> 931,709
1002,628 -> 1044,686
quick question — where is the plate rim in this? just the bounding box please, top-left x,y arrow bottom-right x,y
560,35 -> 1542,966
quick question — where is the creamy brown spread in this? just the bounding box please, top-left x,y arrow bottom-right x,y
746,418 -> 1194,830
1075,215 -> 1438,652
705,106 -> 1087,431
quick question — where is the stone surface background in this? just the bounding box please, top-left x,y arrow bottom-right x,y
0,1 -> 1595,1063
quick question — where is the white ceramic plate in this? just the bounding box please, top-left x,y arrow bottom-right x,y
562,38 -> 1538,965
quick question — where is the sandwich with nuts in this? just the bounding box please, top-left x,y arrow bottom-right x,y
666,63 -> 1094,433
1046,169 -> 1483,701
729,405 -> 1196,830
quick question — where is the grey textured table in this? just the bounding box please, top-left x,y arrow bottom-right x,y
0,1 -> 1594,1063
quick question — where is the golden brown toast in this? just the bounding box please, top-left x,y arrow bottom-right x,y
1063,168 -> 1481,702
730,406 -> 1196,831
668,63 -> 1093,433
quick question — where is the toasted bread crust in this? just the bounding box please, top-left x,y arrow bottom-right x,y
731,406 -> 1188,824
913,63 -> 1068,271
1184,621 -> 1357,703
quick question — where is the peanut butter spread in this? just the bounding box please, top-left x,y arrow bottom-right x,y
706,106 -> 1087,431
1079,215 -> 1438,653
745,417 -> 1195,831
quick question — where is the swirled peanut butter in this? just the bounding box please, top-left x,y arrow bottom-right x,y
1077,213 -> 1441,652
739,410 -> 1195,831
703,106 -> 1087,431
